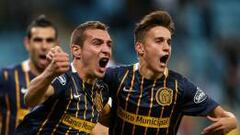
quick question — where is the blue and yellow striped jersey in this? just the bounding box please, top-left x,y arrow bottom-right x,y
15,65 -> 109,135
104,63 -> 218,135
0,60 -> 34,135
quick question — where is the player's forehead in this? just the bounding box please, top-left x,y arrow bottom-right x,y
145,26 -> 171,40
84,29 -> 112,41
30,27 -> 56,38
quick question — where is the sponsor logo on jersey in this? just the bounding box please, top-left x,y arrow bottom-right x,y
117,107 -> 170,128
62,114 -> 96,133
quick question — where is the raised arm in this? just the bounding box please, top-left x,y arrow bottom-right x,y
24,46 -> 69,107
201,106 -> 238,134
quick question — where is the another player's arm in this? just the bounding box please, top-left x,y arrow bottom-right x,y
25,46 -> 69,107
201,106 -> 238,134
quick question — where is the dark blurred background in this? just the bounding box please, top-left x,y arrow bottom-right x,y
0,0 -> 239,134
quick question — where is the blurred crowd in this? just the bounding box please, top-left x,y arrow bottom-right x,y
0,0 -> 239,134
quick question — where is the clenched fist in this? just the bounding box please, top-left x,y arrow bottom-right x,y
46,46 -> 70,78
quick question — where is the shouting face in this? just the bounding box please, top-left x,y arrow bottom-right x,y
136,26 -> 171,77
25,27 -> 57,74
77,29 -> 112,78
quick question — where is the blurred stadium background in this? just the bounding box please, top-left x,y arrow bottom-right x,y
0,0 -> 239,134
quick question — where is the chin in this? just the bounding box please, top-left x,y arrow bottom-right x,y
156,69 -> 165,74
38,62 -> 48,68
95,72 -> 105,78
155,66 -> 165,73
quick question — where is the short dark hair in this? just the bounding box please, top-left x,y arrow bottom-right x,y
134,10 -> 175,43
71,21 -> 109,47
26,15 -> 58,39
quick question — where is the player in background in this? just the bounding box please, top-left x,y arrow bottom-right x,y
0,15 -> 58,135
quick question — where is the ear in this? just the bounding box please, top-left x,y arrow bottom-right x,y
135,42 -> 144,56
71,44 -> 82,59
24,37 -> 30,51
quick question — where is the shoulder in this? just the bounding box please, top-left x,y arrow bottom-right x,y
168,70 -> 186,82
105,64 -> 134,81
104,64 -> 134,86
0,63 -> 22,80
52,70 -> 72,85
107,64 -> 135,76
107,64 -> 133,72
1,63 -> 20,71
167,70 -> 197,92
51,70 -> 73,96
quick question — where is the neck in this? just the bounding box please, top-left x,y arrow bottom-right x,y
138,61 -> 164,80
29,60 -> 43,76
73,59 -> 96,85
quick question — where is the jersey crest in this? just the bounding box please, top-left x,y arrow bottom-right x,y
155,87 -> 173,106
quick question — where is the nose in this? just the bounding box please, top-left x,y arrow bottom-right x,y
162,41 -> 170,52
101,43 -> 112,56
41,40 -> 52,51
41,42 -> 48,51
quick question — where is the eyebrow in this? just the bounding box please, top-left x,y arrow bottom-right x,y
92,38 -> 112,43
154,36 -> 171,40
32,37 -> 56,42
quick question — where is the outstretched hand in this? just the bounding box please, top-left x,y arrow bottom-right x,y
201,113 -> 238,135
46,46 -> 70,78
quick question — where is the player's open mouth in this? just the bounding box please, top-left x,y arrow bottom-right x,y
39,54 -> 48,66
99,58 -> 109,68
39,55 -> 47,60
160,55 -> 169,64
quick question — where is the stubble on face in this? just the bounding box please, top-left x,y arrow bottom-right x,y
28,27 -> 56,75
78,29 -> 112,80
